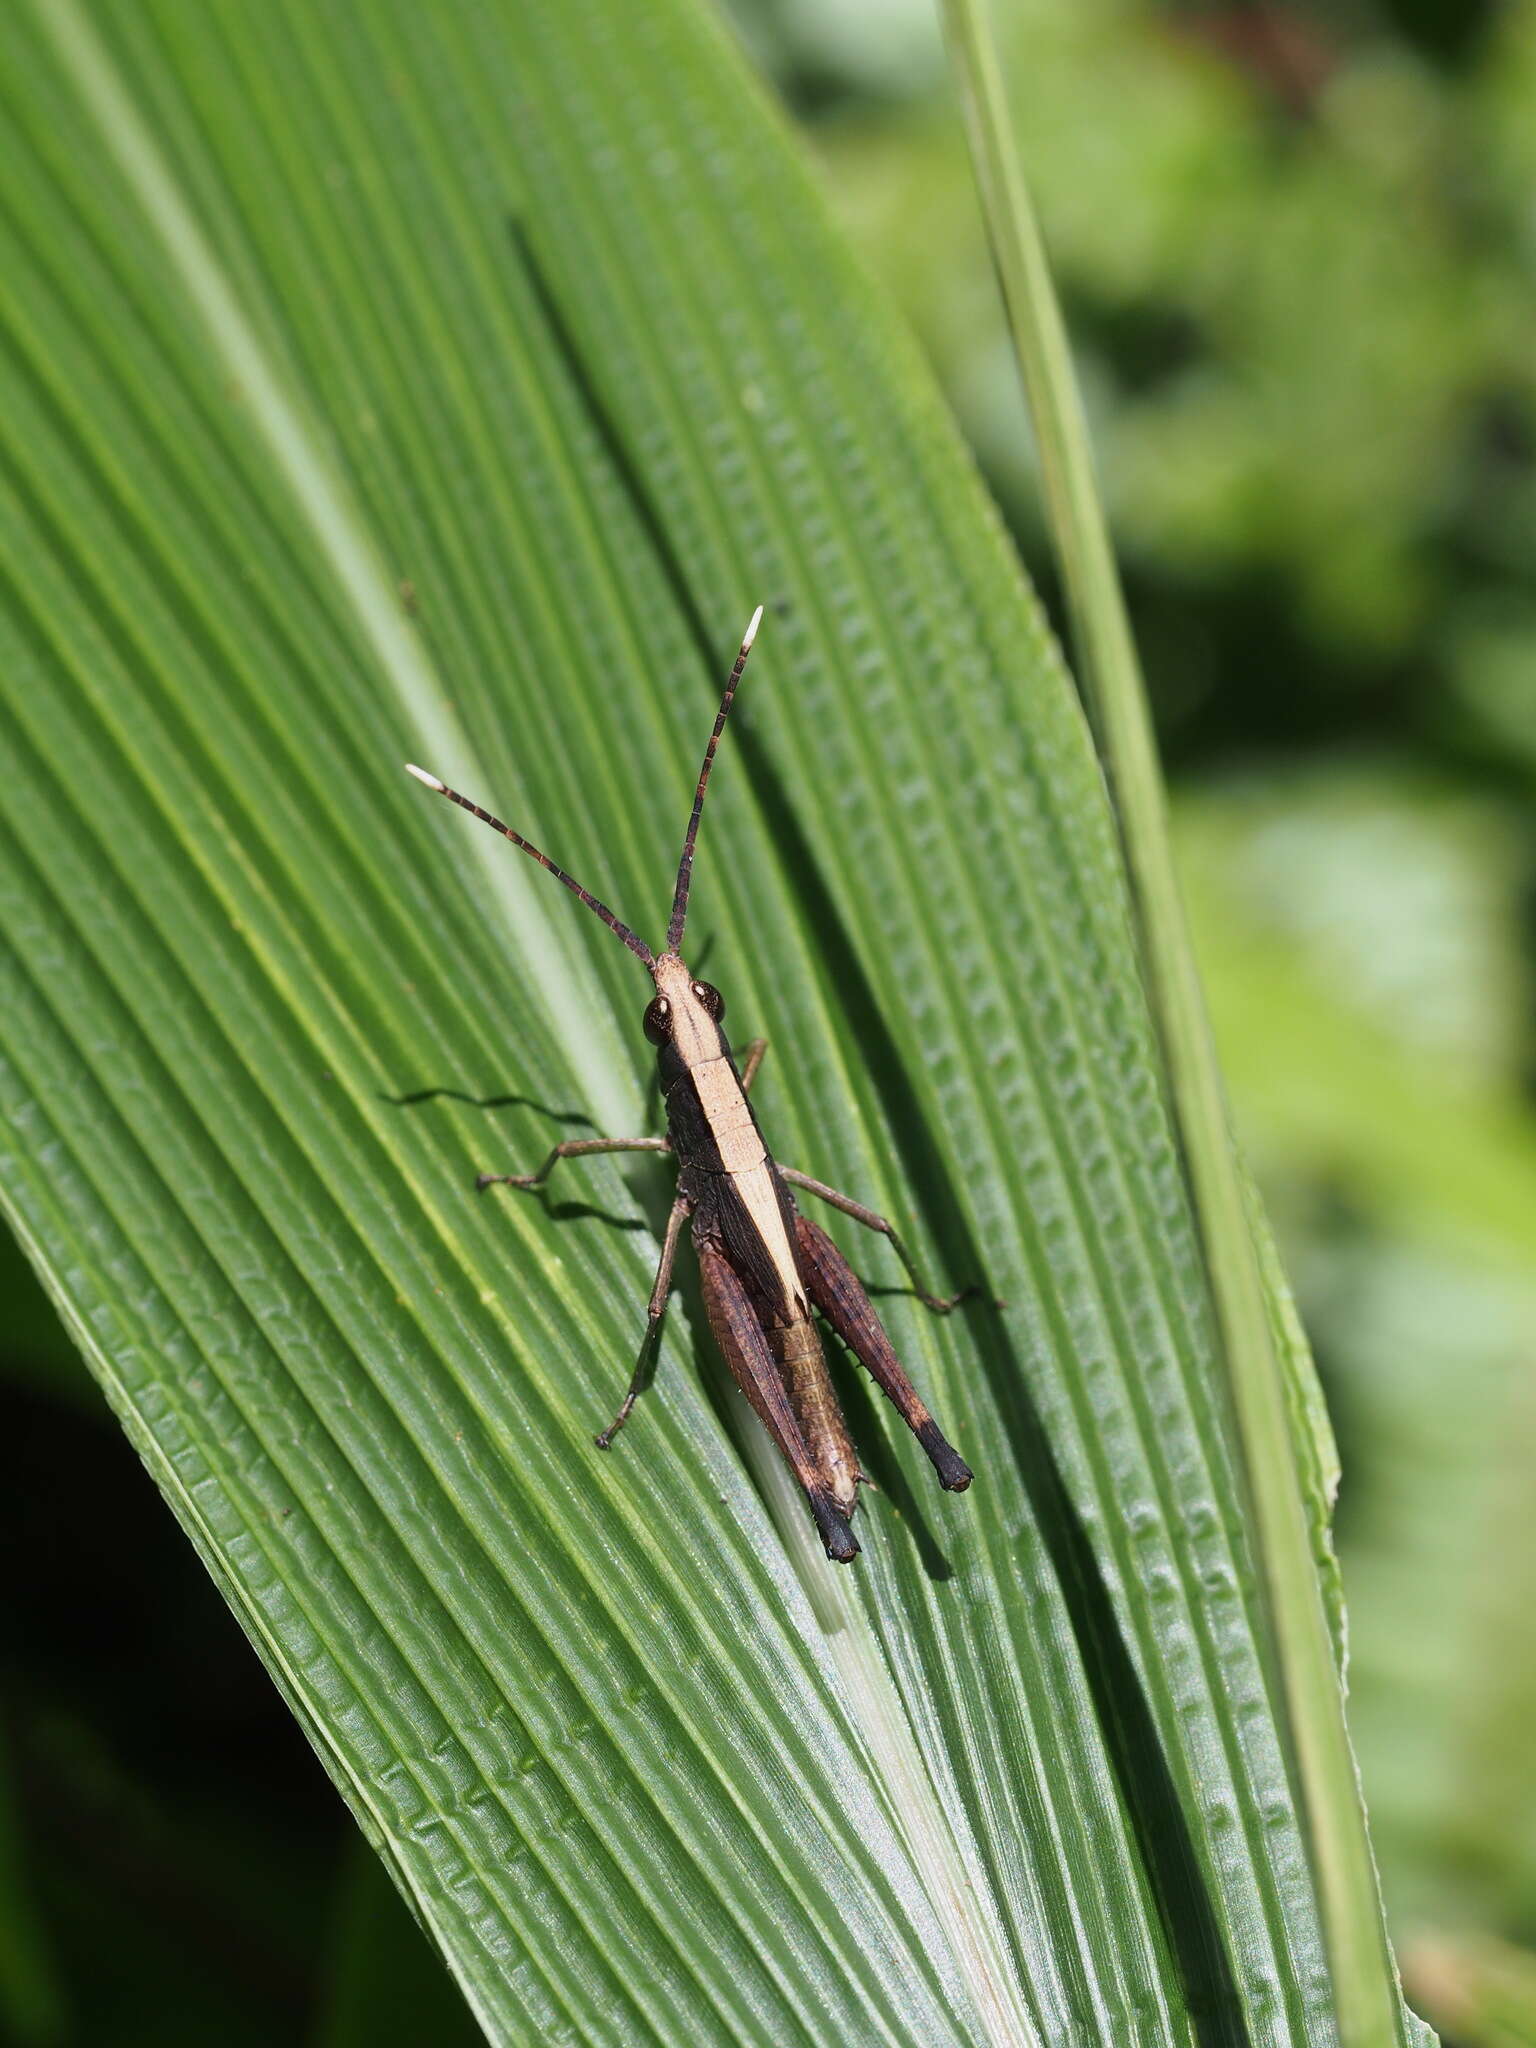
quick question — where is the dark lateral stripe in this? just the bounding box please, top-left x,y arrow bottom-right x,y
660,1033 -> 763,1185
711,1174 -> 801,1323
662,1067 -> 724,1175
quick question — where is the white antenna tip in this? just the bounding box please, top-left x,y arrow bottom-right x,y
742,603 -> 764,652
405,763 -> 445,792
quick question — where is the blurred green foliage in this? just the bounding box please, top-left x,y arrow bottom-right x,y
4,1 -> 1534,2039
757,0 -> 1532,669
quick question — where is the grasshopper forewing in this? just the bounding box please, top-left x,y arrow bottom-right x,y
406,607 -> 973,1562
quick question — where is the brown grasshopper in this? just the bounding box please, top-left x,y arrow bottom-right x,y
406,608 -> 972,1562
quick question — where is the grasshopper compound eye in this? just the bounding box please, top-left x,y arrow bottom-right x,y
643,996 -> 672,1045
690,980 -> 725,1022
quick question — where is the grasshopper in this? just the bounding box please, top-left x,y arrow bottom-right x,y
407,608 -> 972,1562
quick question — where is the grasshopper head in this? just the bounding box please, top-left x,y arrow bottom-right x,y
643,952 -> 727,1074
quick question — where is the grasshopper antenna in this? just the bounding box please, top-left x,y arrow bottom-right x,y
405,764 -> 655,967
667,604 -> 763,954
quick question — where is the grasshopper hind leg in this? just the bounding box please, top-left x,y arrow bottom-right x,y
776,1168 -> 976,1314
794,1213 -> 973,1493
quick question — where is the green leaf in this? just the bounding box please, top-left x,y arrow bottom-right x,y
934,8 -> 1414,2041
0,0 -> 1417,2040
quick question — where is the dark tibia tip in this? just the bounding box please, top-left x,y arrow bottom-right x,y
813,1496 -> 860,1563
918,1419 -> 973,1493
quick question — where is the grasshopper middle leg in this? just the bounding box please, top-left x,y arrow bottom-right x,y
473,1132 -> 692,1445
596,1192 -> 691,1449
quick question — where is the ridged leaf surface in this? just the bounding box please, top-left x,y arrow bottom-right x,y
0,2 -> 1403,2042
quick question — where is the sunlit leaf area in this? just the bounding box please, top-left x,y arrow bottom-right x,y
1,1 -> 1529,2043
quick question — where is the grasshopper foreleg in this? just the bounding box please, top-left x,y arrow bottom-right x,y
793,1214 -> 973,1493
697,1242 -> 859,1563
